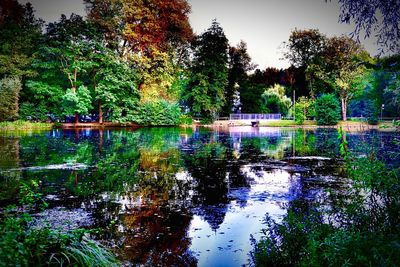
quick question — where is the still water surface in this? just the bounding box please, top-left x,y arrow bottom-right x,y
0,127 -> 399,266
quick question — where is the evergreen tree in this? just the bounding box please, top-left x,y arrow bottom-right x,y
222,40 -> 254,116
186,20 -> 229,120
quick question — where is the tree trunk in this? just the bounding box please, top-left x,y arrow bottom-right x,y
341,97 -> 347,121
71,85 -> 79,124
99,101 -> 103,124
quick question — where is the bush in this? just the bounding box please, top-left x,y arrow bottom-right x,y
315,94 -> 340,125
179,115 -> 193,125
294,97 -> 315,125
0,77 -> 21,122
133,100 -> 182,126
367,116 -> 379,125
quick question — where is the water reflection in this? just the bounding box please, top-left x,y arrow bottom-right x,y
0,127 -> 399,265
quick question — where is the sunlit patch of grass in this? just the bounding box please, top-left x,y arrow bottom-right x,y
259,120 -> 317,127
0,120 -> 52,131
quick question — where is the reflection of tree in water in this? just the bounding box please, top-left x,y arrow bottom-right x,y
183,132 -> 230,230
119,170 -> 196,266
314,128 -> 340,157
238,133 -> 292,161
182,131 -> 251,229
0,136 -> 21,204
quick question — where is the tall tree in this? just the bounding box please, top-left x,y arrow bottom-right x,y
122,0 -> 193,55
283,29 -> 327,96
0,0 -> 43,79
313,36 -> 367,121
24,15 -> 99,123
84,0 -> 125,52
283,28 -> 327,68
186,20 -> 229,120
222,40 -> 254,115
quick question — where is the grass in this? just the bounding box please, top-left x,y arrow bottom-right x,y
0,120 -> 53,131
259,120 -> 316,127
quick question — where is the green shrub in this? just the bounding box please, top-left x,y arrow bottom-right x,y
179,114 -> 193,125
0,77 -> 21,122
132,100 -> 182,126
367,116 -> 379,125
294,97 -> 315,125
315,94 -> 340,125
0,215 -> 119,267
294,105 -> 306,125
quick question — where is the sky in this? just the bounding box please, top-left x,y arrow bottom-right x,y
19,0 -> 379,69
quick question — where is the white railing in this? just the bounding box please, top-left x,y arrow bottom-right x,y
229,113 -> 281,120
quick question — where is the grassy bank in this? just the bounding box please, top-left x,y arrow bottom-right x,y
259,120 -> 316,127
0,120 -> 53,131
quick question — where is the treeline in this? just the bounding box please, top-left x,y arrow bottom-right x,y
0,0 -> 398,125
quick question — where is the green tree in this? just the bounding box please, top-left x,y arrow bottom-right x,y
283,28 -> 326,68
93,47 -> 139,123
313,36 -> 368,121
315,94 -> 340,125
186,20 -> 229,120
283,29 -> 327,96
222,40 -> 254,115
0,77 -> 21,121
261,84 -> 292,116
0,0 -> 43,79
240,82 -> 266,113
294,96 -> 315,124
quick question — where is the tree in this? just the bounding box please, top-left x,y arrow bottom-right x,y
186,20 -> 229,120
0,77 -> 21,121
122,0 -> 193,54
333,0 -> 400,53
315,94 -> 340,125
84,0 -> 125,52
294,96 -> 315,124
283,28 -> 327,68
25,15 -> 102,123
283,29 -> 327,97
240,82 -> 266,113
222,40 -> 254,115
313,36 -> 368,120
261,84 -> 292,116
93,47 -> 139,123
0,0 -> 43,79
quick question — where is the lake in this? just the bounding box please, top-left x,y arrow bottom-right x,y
0,126 -> 399,266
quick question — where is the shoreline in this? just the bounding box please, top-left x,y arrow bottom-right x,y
0,120 -> 397,132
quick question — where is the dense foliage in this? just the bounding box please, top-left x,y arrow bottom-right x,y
261,84 -> 292,116
0,77 -> 21,121
315,94 -> 340,125
185,20 -> 229,120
